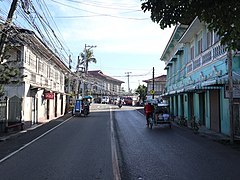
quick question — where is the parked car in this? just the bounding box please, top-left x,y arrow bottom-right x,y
101,96 -> 109,104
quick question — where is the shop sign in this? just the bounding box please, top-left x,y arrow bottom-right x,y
44,92 -> 54,99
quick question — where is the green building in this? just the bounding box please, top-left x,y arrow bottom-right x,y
161,17 -> 240,136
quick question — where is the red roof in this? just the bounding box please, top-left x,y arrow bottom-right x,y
142,75 -> 166,83
88,70 -> 124,83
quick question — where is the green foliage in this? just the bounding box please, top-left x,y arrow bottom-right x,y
135,84 -> 147,102
0,63 -> 20,84
141,0 -> 240,49
85,49 -> 96,73
0,53 -> 21,97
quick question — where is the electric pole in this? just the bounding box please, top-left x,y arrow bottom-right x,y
152,67 -> 155,99
125,72 -> 132,93
0,0 -> 19,62
228,49 -> 234,143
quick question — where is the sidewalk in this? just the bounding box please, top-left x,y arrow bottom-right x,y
197,126 -> 230,141
135,107 -> 240,143
0,112 -> 73,142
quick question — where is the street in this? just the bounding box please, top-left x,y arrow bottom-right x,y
0,104 -> 240,180
0,106 -> 114,180
114,105 -> 240,180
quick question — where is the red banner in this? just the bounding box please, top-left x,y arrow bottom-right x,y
44,92 -> 54,99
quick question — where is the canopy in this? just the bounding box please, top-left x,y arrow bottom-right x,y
84,95 -> 93,99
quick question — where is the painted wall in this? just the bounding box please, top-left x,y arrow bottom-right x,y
205,91 -> 210,129
220,89 -> 230,135
194,93 -> 200,123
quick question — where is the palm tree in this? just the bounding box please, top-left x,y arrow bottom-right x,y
85,49 -> 96,73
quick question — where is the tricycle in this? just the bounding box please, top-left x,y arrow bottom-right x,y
72,96 -> 91,117
148,103 -> 171,129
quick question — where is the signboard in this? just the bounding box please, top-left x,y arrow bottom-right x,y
150,89 -> 155,95
44,92 -> 54,99
224,85 -> 240,98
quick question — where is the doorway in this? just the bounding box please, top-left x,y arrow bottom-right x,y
209,90 -> 220,132
199,92 -> 206,126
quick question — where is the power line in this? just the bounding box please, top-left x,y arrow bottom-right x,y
49,0 -> 149,20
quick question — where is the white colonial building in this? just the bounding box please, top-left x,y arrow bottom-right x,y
2,27 -> 70,129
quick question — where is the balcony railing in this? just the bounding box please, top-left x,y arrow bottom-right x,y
186,42 -> 227,74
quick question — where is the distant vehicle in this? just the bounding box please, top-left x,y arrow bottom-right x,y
123,97 -> 133,106
112,97 -> 119,105
101,96 -> 109,104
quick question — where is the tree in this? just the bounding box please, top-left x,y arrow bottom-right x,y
135,84 -> 147,104
0,0 -> 20,97
141,0 -> 240,50
0,46 -> 20,97
141,0 -> 238,142
80,49 -> 97,72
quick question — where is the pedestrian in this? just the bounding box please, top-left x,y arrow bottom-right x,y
144,101 -> 154,126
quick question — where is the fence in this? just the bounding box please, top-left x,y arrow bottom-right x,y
0,96 -> 22,133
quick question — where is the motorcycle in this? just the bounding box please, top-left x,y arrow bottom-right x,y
117,100 -> 123,108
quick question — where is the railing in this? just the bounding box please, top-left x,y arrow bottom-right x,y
186,42 -> 227,74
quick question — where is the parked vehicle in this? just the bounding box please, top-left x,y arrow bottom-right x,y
123,97 -> 133,105
72,97 -> 90,117
101,96 -> 109,104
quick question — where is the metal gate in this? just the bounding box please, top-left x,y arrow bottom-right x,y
7,95 -> 22,125
0,96 -> 22,133
0,97 -> 7,132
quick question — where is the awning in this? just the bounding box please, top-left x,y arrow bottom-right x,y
201,80 -> 217,86
30,84 -> 43,90
202,73 -> 240,86
176,88 -> 185,94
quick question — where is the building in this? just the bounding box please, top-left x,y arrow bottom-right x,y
86,70 -> 124,99
161,18 -> 240,136
1,27 -> 70,132
143,75 -> 167,101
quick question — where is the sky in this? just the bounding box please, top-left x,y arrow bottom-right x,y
1,0 -> 174,91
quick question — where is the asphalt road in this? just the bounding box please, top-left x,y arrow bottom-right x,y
1,104 -> 240,180
114,106 -> 240,180
0,110 -> 114,180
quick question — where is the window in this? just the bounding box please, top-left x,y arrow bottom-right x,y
55,70 -> 59,81
198,38 -> 202,55
17,50 -> 21,62
50,68 -> 54,80
190,46 -> 194,60
214,32 -> 220,43
207,31 -> 213,48
38,60 -> 43,73
30,56 -> 37,72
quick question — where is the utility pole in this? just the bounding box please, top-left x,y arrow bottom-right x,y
152,67 -> 155,99
228,49 -> 234,143
65,55 -> 72,114
125,72 -> 132,93
0,0 -> 19,62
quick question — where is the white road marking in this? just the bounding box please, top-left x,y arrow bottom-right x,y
0,116 -> 73,163
110,107 -> 121,180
